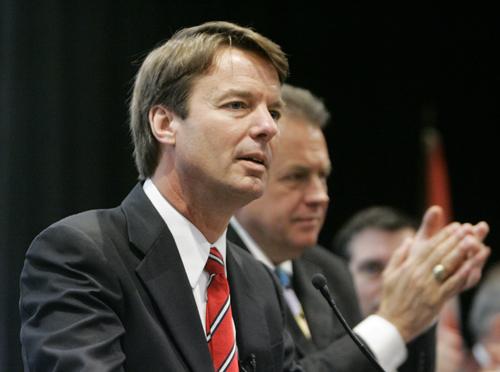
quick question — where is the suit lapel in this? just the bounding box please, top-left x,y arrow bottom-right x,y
293,259 -> 334,350
228,224 -> 318,356
226,243 -> 271,365
123,184 -> 214,372
226,224 -> 245,250
228,224 -> 316,354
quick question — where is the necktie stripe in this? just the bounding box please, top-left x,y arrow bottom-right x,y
207,273 -> 215,287
208,296 -> 231,339
205,247 -> 239,371
219,342 -> 237,372
210,247 -> 223,259
209,253 -> 224,267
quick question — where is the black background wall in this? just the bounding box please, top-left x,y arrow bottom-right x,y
1,2 -> 498,370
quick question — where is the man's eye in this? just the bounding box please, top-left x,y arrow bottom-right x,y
225,101 -> 246,110
269,110 -> 281,121
359,262 -> 385,276
285,173 -> 307,181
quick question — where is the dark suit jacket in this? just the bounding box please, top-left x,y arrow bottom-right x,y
228,225 -> 436,372
19,184 -> 302,372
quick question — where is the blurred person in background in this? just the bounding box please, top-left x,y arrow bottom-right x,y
230,83 -> 491,372
468,263 -> 500,371
334,205 -> 482,372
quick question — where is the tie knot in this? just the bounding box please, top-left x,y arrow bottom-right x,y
275,266 -> 291,288
205,247 -> 225,276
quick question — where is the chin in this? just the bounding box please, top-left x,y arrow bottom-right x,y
227,183 -> 264,206
294,231 -> 319,246
291,237 -> 318,251
239,178 -> 265,197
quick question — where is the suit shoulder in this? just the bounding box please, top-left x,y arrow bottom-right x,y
28,207 -> 124,257
227,240 -> 280,290
302,245 -> 348,269
228,240 -> 266,269
38,207 -> 122,238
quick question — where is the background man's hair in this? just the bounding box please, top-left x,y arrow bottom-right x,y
281,84 -> 330,128
333,206 -> 418,260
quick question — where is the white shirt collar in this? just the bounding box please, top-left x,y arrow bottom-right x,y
143,179 -> 227,288
229,217 -> 292,275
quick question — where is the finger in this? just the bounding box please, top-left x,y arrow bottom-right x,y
464,245 -> 491,290
440,244 -> 491,297
439,259 -> 472,300
472,221 -> 489,242
464,269 -> 481,291
413,222 -> 461,263
415,205 -> 445,241
460,223 -> 478,252
385,236 -> 412,272
426,224 -> 482,279
437,235 -> 477,282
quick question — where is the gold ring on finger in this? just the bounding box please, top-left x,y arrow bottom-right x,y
432,264 -> 447,283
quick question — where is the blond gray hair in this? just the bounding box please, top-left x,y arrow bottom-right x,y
129,21 -> 289,179
281,84 -> 330,128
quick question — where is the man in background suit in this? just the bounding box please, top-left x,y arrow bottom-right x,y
19,21 -> 302,372
229,83 -> 491,371
333,205 -> 477,372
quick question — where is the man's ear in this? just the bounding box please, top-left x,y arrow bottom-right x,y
149,105 -> 176,145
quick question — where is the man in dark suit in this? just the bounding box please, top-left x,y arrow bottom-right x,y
230,83 -> 491,371
19,21 -> 302,372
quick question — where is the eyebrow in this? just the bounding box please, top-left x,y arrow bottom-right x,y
283,163 -> 332,174
216,88 -> 284,110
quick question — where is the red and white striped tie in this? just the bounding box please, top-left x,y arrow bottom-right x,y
205,247 -> 239,372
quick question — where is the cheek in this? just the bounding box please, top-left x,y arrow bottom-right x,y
289,225 -> 319,245
270,208 -> 293,233
357,277 -> 381,299
261,190 -> 304,233
266,193 -> 298,221
249,197 -> 289,231
371,279 -> 383,298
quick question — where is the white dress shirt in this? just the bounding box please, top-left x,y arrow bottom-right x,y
229,217 -> 407,372
143,179 -> 227,332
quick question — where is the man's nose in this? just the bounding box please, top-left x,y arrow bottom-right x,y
304,176 -> 329,205
249,106 -> 279,143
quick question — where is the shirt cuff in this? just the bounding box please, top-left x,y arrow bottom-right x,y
354,314 -> 407,372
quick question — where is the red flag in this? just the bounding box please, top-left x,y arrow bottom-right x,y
421,126 -> 472,369
422,126 -> 453,223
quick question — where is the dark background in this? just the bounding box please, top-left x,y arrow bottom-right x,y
1,2 -> 498,370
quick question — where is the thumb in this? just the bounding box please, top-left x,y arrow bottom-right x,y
415,205 -> 445,241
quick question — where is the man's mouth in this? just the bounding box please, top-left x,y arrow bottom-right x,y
237,153 -> 267,168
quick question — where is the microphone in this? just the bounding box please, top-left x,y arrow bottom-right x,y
311,273 -> 386,372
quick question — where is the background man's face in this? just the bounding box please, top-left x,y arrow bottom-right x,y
236,115 -> 331,262
348,227 -> 416,316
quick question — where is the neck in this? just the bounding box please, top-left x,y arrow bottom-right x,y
151,173 -> 240,243
235,215 -> 295,265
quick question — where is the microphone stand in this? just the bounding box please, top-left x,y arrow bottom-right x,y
312,273 -> 386,372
